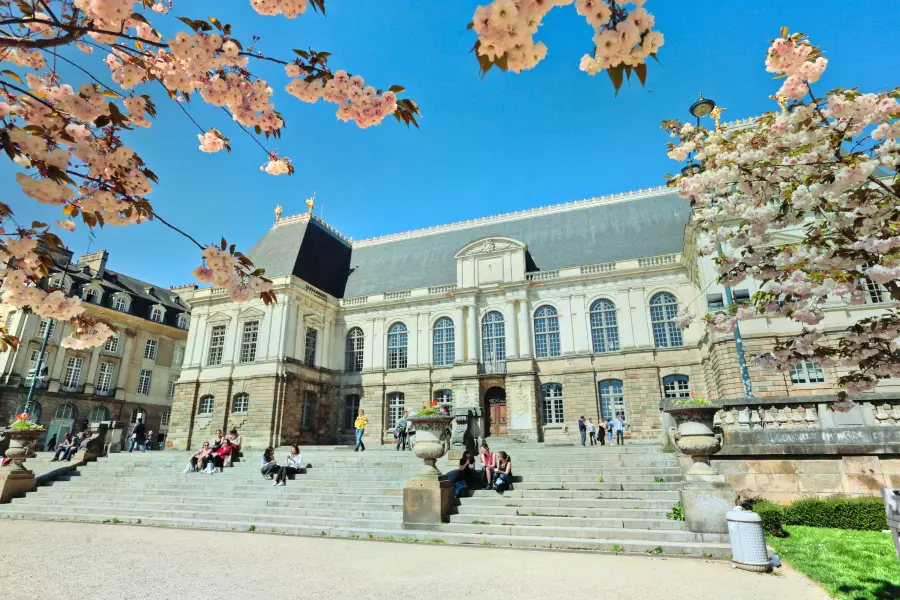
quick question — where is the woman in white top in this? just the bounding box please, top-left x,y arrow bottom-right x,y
274,445 -> 303,486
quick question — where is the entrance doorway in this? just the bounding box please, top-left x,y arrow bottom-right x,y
47,403 -> 77,447
484,387 -> 507,437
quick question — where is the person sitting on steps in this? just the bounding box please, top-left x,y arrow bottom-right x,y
206,439 -> 233,473
49,433 -> 74,462
261,446 -> 279,479
226,428 -> 242,466
274,445 -> 303,486
210,429 -> 225,451
478,443 -> 496,489
493,451 -> 513,493
185,442 -> 211,473
353,409 -> 368,452
452,450 -> 476,499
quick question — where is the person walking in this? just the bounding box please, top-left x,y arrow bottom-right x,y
395,410 -> 409,451
45,434 -> 57,452
128,418 -> 146,453
577,416 -> 586,446
587,418 -> 596,446
606,418 -> 614,444
598,419 -> 606,446
614,413 -> 625,446
354,408 -> 368,452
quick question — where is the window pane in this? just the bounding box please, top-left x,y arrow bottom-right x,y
344,395 -> 361,430
304,328 -> 318,367
663,375 -> 691,399
650,293 -> 683,348
481,312 -> 506,364
387,393 -> 405,428
240,321 -> 259,363
345,328 -> 365,373
534,306 -> 561,359
137,369 -> 152,395
590,299 -> 620,353
96,362 -> 114,394
387,323 -> 408,370
541,383 -> 564,424
433,317 -> 455,367
599,380 -> 625,422
208,325 -> 226,366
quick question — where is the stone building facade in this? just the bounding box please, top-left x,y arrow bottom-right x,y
167,187 -> 898,451
0,249 -> 191,447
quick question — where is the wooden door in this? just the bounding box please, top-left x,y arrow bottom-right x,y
489,402 -> 507,436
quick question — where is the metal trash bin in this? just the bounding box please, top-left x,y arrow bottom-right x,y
727,506 -> 771,572
882,488 -> 900,563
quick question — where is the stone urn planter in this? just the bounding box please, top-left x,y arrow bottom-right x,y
408,415 -> 453,480
3,428 -> 43,471
663,403 -> 723,477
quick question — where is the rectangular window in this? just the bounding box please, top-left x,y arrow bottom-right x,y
137,369 -> 152,395
63,357 -> 83,389
174,346 -> 184,366
103,334 -> 119,353
790,361 -> 825,384
207,325 -> 226,366
387,394 -> 405,428
663,375 -> 691,399
160,410 -> 171,428
301,393 -> 316,428
38,318 -> 56,340
858,277 -> 886,305
144,339 -> 158,360
304,328 -> 318,367
599,380 -> 626,423
239,321 -> 259,364
167,378 -> 176,399
343,395 -> 360,430
96,362 -> 115,394
541,384 -> 564,424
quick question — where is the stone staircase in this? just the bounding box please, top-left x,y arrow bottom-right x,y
0,443 -> 731,557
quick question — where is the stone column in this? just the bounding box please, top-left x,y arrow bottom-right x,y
629,287 -> 653,348
571,294 -> 591,353
364,318 -> 375,370
558,296 -> 574,355
83,345 -> 102,394
517,298 -> 531,358
454,306 -> 464,364
466,305 -> 477,363
506,297 -> 519,359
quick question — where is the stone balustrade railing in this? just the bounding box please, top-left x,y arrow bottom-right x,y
580,262 -> 616,275
713,392 -> 900,431
305,284 -> 327,301
428,284 -> 457,295
526,270 -> 560,281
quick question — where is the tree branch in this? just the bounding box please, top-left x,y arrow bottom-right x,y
0,30 -> 78,48
0,79 -> 57,111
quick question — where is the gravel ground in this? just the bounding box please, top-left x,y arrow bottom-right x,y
0,521 -> 824,600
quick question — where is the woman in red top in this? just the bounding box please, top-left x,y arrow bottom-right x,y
478,443 -> 496,489
211,439 -> 232,472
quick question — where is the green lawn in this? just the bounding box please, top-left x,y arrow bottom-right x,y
767,526 -> 900,600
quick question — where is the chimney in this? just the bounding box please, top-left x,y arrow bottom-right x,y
78,250 -> 108,277
169,283 -> 198,304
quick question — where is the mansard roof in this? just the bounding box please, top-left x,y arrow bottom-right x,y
247,186 -> 692,298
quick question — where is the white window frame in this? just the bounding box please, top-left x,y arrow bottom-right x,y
649,292 -> 683,348
858,276 -> 887,305
88,406 -> 109,422
174,346 -> 184,366
541,383 -> 564,425
387,392 -> 405,428
112,295 -> 129,312
304,328 -> 318,367
345,327 -> 365,373
434,389 -> 452,410
433,317 -> 455,367
599,379 -> 626,423
198,395 -> 214,415
96,362 -> 115,394
103,333 -> 119,353
160,410 -> 171,429
137,369 -> 152,395
590,299 -> 620,353
207,324 -> 227,366
177,313 -> 189,330
167,378 -> 176,399
144,339 -> 158,361
790,361 -> 826,384
83,286 -> 100,304
387,322 -> 408,370
239,320 -> 259,364
232,392 -> 249,414
663,374 -> 691,399
343,394 -> 360,430
149,306 -> 164,323
533,305 -> 561,359
38,318 -> 56,340
62,356 -> 83,390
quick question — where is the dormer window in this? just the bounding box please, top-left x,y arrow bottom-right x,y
83,286 -> 100,304
150,306 -> 163,323
177,313 -> 189,330
112,295 -> 129,313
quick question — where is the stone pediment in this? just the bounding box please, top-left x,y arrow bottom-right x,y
455,237 -> 527,259
238,307 -> 265,320
455,237 -> 527,287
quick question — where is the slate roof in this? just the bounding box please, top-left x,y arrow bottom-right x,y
247,189 -> 692,298
49,250 -> 189,328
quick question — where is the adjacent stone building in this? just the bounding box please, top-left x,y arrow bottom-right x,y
0,249 -> 192,447
167,187 -> 898,451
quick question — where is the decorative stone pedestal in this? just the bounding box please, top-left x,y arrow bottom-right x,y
403,478 -> 453,530
0,469 -> 37,503
681,466 -> 737,534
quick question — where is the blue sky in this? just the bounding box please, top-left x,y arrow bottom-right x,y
4,1 -> 898,287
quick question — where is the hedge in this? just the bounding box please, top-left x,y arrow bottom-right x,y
745,497 -> 888,537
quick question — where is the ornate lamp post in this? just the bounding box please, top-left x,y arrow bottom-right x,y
687,94 -> 754,400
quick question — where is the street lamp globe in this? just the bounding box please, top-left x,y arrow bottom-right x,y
689,93 -> 716,119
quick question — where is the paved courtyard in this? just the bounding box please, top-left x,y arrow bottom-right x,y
0,521 -> 825,600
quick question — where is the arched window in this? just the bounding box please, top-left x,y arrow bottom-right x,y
481,311 -> 506,364
54,403 -> 77,420
112,295 -> 128,312
533,305 -> 561,358
232,392 -> 249,413
83,287 -> 99,304
590,299 -> 619,353
149,306 -> 163,323
649,292 -> 683,348
88,406 -> 110,422
345,327 -> 365,373
343,394 -> 360,430
434,389 -> 452,411
177,314 -> 189,330
433,317 -> 455,367
301,392 -> 316,429
130,407 -> 146,423
387,392 -> 405,428
540,383 -> 564,424
598,379 -> 625,423
13,401 -> 42,423
663,374 -> 691,399
387,322 -> 408,370
198,395 -> 214,416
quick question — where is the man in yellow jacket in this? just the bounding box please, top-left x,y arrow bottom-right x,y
354,409 -> 368,452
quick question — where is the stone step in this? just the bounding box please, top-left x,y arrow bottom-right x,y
0,511 -> 730,558
454,502 -> 674,516
460,492 -> 680,505
439,522 -> 726,544
512,482 -> 681,491
22,490 -> 404,506
447,513 -> 687,530
52,476 -> 407,491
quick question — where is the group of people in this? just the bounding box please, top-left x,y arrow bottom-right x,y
450,443 -> 513,498
127,418 -> 157,452
184,429 -> 242,474
578,414 -> 625,446
47,431 -> 89,462
261,445 -> 305,486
